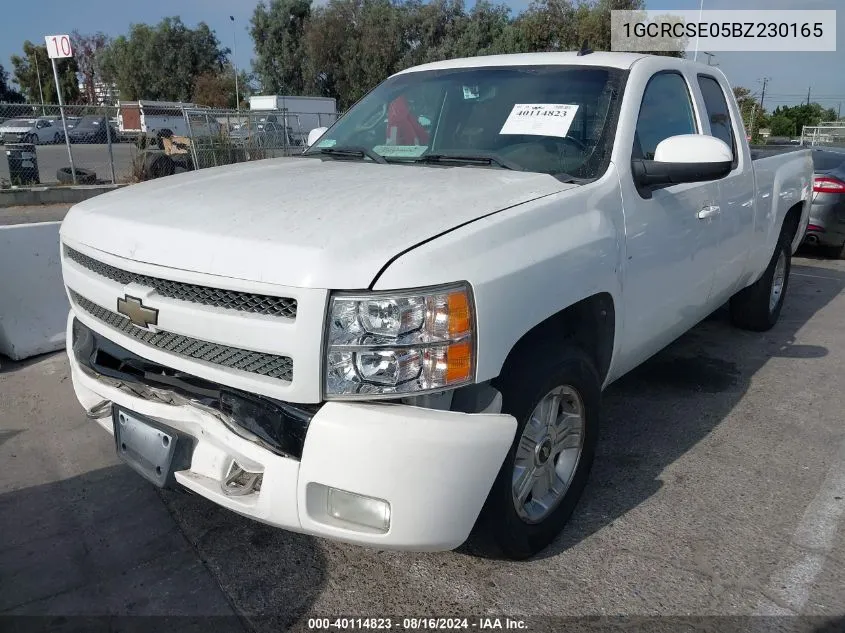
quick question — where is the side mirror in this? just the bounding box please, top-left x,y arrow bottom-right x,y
307,127 -> 329,147
632,134 -> 732,191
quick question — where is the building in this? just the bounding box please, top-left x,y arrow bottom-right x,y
77,78 -> 118,106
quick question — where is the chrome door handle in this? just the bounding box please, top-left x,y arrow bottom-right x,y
697,205 -> 721,220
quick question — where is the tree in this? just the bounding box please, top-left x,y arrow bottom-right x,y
771,103 -> 838,137
0,63 -> 24,103
193,66 -> 253,108
512,0 -> 649,55
71,31 -> 112,105
251,0 -> 675,110
733,86 -> 767,139
769,115 -> 795,138
99,18 -> 229,101
251,0 -> 312,95
11,41 -> 79,104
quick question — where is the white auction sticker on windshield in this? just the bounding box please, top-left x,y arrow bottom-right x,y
373,145 -> 428,157
499,104 -> 579,137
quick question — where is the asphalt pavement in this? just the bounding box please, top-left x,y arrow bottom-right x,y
0,204 -> 72,225
1,252 -> 844,633
0,143 -> 137,185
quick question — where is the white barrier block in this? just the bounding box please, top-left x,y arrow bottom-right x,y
0,222 -> 69,360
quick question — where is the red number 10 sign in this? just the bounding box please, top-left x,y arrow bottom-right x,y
45,34 -> 74,59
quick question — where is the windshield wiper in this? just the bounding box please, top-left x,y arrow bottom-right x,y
550,172 -> 588,184
414,151 -> 520,171
310,146 -> 388,164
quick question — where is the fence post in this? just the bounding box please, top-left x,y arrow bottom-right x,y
51,58 -> 77,184
104,105 -> 116,183
183,107 -> 201,170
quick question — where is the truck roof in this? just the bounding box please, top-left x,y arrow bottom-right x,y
394,51 -> 654,76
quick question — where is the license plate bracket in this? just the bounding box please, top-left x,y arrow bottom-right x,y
113,406 -> 178,487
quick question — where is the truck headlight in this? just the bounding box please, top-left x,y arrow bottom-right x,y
324,283 -> 475,398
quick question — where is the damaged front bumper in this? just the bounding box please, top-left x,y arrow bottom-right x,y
67,313 -> 517,550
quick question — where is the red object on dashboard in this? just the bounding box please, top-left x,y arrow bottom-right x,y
813,176 -> 845,194
387,96 -> 430,145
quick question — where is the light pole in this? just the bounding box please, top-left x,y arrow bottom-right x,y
693,0 -> 704,62
32,51 -> 46,115
230,15 -> 240,117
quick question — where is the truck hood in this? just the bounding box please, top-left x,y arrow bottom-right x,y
1,125 -> 35,133
61,157 -> 574,289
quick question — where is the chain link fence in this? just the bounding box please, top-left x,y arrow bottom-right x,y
801,123 -> 845,148
0,103 -> 338,187
0,103 -> 133,187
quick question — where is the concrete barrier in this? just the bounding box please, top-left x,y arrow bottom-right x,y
0,183 -> 126,208
0,222 -> 68,360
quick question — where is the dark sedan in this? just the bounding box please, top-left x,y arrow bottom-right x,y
803,149 -> 845,258
67,115 -> 116,144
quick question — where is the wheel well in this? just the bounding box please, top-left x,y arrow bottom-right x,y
498,293 -> 615,385
781,203 -> 803,245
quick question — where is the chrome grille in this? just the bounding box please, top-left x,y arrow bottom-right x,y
70,291 -> 293,381
64,246 -> 297,319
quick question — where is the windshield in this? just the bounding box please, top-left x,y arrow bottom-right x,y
305,65 -> 626,179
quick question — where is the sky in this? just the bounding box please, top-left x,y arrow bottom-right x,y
1,0 -> 843,113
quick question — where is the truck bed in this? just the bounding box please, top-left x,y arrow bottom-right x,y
750,145 -> 806,161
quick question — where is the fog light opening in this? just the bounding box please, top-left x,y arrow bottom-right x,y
222,461 -> 263,496
327,487 -> 391,533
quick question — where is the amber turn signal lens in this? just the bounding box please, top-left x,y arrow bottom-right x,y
445,340 -> 472,383
447,290 -> 472,337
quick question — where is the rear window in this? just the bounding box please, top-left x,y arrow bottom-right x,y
697,75 -> 737,165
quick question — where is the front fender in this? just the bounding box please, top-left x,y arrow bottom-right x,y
372,167 -> 626,385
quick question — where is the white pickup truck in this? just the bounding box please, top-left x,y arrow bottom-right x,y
60,52 -> 811,560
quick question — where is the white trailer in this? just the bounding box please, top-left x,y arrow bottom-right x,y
118,101 -> 220,141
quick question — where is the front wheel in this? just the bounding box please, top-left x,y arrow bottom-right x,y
729,236 -> 791,331
480,345 -> 600,560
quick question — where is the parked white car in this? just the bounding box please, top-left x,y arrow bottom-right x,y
0,117 -> 65,145
60,52 -> 812,559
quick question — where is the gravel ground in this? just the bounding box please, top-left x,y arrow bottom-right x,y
1,252 -> 843,633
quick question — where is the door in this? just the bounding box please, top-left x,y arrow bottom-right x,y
696,73 -> 756,301
35,119 -> 52,143
620,71 -> 723,369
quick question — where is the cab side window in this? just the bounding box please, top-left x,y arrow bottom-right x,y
633,72 -> 697,160
697,75 -> 737,166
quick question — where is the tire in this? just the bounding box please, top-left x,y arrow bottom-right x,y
144,154 -> 175,179
729,235 -> 791,331
170,154 -> 193,172
53,132 -> 61,144
479,345 -> 600,560
56,167 -> 97,185
24,133 -> 37,145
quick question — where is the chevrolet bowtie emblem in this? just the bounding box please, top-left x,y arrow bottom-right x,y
117,295 -> 159,329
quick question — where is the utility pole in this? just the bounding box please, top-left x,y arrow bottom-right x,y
759,77 -> 770,112
838,102 -> 842,120
806,86 -> 811,106
750,104 -> 758,140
